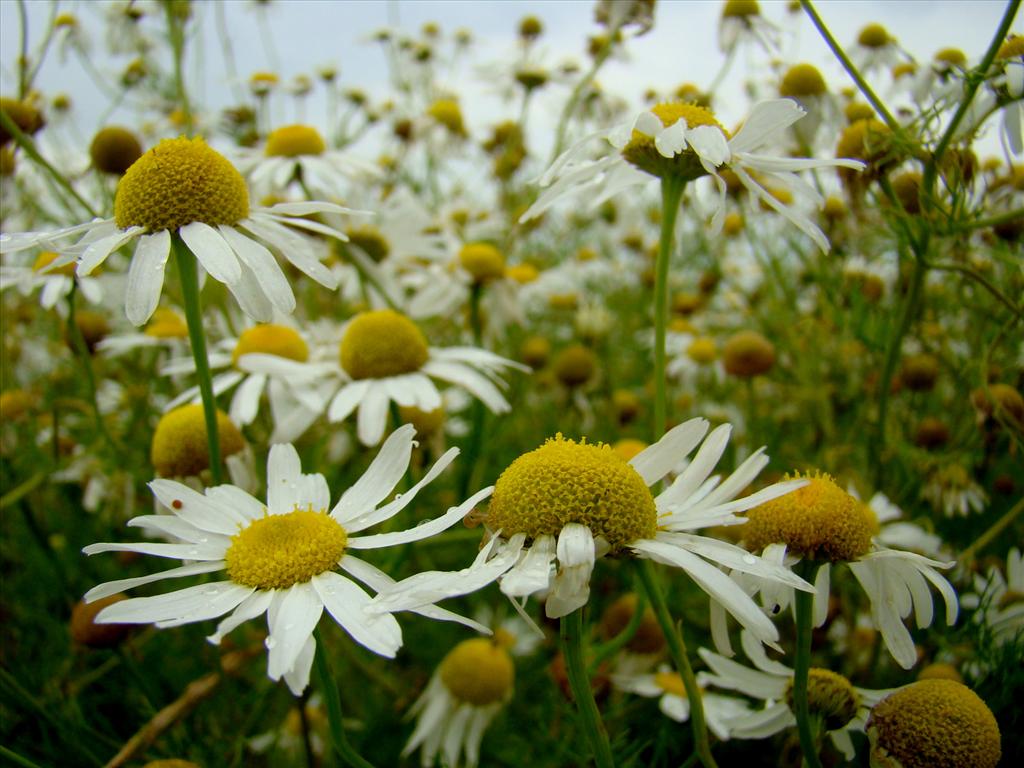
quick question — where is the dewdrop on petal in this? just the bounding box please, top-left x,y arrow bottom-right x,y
867,680 -> 1001,768
150,403 -> 245,477
784,668 -> 860,731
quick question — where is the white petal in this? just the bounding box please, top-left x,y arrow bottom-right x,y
729,99 -> 806,154
546,524 -> 596,618
207,590 -> 274,644
148,478 -> 249,534
328,380 -> 371,423
267,443 -> 303,512
312,572 -> 402,657
267,584 -> 323,680
125,230 -> 171,326
630,417 -> 709,486
219,225 -> 296,314
283,633 -> 317,695
347,486 -> 492,550
84,560 -> 225,603
96,582 -> 253,625
332,424 -> 416,523
78,227 -> 143,275
500,535 -> 556,597
82,540 -> 226,560
179,221 -> 242,284
356,383 -> 390,445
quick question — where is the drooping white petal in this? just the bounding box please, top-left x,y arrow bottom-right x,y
95,582 -> 253,625
728,99 -> 806,155
630,417 -> 709,486
312,572 -> 402,657
78,227 -> 144,275
332,424 -> 415,523
84,560 -> 225,603
348,486 -> 493,550
545,524 -> 596,619
125,230 -> 171,326
267,583 -> 324,681
500,534 -> 556,597
356,382 -> 390,445
179,221 -> 242,284
219,225 -> 296,314
283,634 -> 317,696
207,590 -> 275,645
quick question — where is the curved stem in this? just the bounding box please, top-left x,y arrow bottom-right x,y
313,627 -> 376,768
793,561 -> 824,768
589,589 -> 647,672
636,559 -> 718,768
961,495 -> 1024,564
927,260 -> 1023,320
560,608 -> 615,768
173,235 -> 223,485
654,177 -> 686,442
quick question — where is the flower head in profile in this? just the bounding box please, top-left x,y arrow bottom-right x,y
1,137 -> 364,326
82,425 -> 489,695
521,99 -> 865,253
373,417 -> 814,651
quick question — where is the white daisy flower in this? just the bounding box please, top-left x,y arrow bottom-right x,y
718,0 -> 780,55
403,633 -> 517,768
0,136 -> 364,326
520,99 -> 865,253
82,425 -> 490,695
612,664 -> 753,740
160,321 -> 316,428
372,417 -> 815,652
961,547 -> 1024,647
697,633 -> 894,761
849,23 -> 905,76
0,249 -> 104,310
235,123 -> 382,199
238,309 -> 529,446
739,473 -> 960,669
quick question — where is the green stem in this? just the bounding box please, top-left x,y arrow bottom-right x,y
799,1 -> 901,134
793,561 -> 824,768
926,261 -> 1023,320
559,608 -> 615,768
0,746 -> 44,768
164,0 -> 194,135
0,470 -> 47,510
872,252 -> 926,487
636,559 -> 718,768
654,178 -> 686,442
312,627 -> 376,768
961,495 -> 1024,563
953,207 -> 1024,232
173,235 -> 223,485
0,110 -> 97,217
924,0 -> 1021,197
589,589 -> 647,672
65,285 -> 118,454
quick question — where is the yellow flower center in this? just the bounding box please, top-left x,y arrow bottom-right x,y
265,125 -> 326,158
519,335 -> 551,369
225,508 -> 347,590
868,680 -> 1002,768
599,593 -> 664,653
427,99 -> 466,135
722,0 -> 760,19
439,638 -> 515,706
398,404 -> 446,436
0,389 -> 34,421
32,251 -> 76,278
114,137 -> 250,233
458,242 -> 505,283
90,126 -> 143,176
0,98 -> 45,146
785,668 -> 860,731
654,671 -> 689,698
892,62 -> 918,80
150,404 -> 245,477
231,324 -> 308,367
722,330 -> 775,378
345,225 -> 391,263
487,434 -> 657,549
858,23 -> 891,49
780,64 -> 827,98
621,102 -> 726,181
997,35 -> 1024,60
917,663 -> 963,683
743,473 -> 874,562
553,344 -> 597,388
723,211 -> 744,236
687,337 -> 718,365
339,310 -> 429,380
145,308 -> 189,338
506,263 -> 539,284
934,48 -> 967,68
612,439 -> 648,462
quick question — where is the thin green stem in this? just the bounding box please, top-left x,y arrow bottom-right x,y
173,235 -> 223,485
589,590 -> 647,672
559,608 -> 615,768
0,745 -> 44,768
65,285 -> 119,454
298,693 -> 316,768
924,0 -> 1020,197
872,252 -> 926,487
654,178 -> 686,442
636,559 -> 718,768
0,470 -> 47,510
0,110 -> 98,218
961,495 -> 1024,564
164,0 -> 193,136
953,207 -> 1024,233
926,260 -> 1023,320
312,627 -> 376,768
799,1 -> 901,134
793,561 -> 824,768
16,0 -> 29,98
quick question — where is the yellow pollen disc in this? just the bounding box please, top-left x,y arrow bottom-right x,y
90,126 -> 143,176
723,211 -> 744,236
145,307 -> 189,338
917,663 -> 963,683
722,330 -> 775,378
934,48 -> 967,67
858,23 -> 891,49
345,225 -> 391,262
612,439 -> 648,462
722,0 -> 760,19
0,98 -> 45,145
231,324 -> 308,367
114,137 -> 249,233
458,242 -> 505,283
553,344 -> 597,388
426,99 -> 466,135
780,64 -> 827,98
892,62 -> 918,79
621,102 -> 725,181
519,335 -> 551,369
599,593 -> 664,653
0,389 -> 34,421
654,671 -> 689,698
743,472 -> 873,562
265,125 -> 326,158
997,36 -> 1024,60
867,680 -> 1001,768
225,508 -> 347,590
439,638 -> 515,706
151,404 -> 245,477
398,404 -> 446,436
487,434 -> 657,549
339,310 -> 429,380
32,251 -> 76,278
687,337 -> 718,365
785,668 -> 859,731
506,263 -> 539,284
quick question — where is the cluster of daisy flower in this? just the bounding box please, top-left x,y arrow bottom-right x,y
1,2 -> 1020,767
